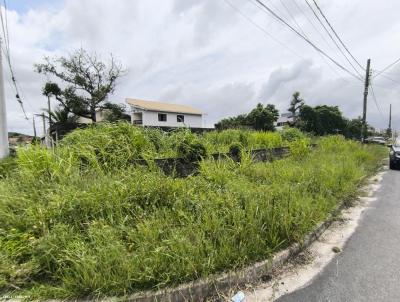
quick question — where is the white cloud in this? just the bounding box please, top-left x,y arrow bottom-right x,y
3,0 -> 400,135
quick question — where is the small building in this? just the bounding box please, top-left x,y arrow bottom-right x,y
76,110 -> 110,124
126,98 -> 204,128
275,113 -> 295,130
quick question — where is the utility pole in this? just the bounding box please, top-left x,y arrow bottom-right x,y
0,38 -> 9,159
35,113 -> 47,146
32,115 -> 37,138
388,104 -> 392,139
361,59 -> 371,142
47,95 -> 52,127
41,113 -> 47,146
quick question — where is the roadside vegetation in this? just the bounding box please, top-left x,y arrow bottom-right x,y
0,124 -> 385,300
56,122 -> 301,161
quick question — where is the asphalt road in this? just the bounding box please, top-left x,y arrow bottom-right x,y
276,168 -> 400,302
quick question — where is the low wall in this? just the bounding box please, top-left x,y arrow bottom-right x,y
134,146 -> 292,177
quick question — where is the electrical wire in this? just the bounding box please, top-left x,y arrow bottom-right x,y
378,73 -> 400,85
369,83 -> 384,118
250,0 -> 363,81
303,0 -> 363,79
278,0 -> 307,37
222,0 -> 307,60
277,0 -> 347,81
290,0 -> 336,54
312,0 -> 364,71
0,1 -> 29,120
373,57 -> 400,78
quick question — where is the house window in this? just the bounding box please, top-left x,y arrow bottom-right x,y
158,113 -> 167,122
177,114 -> 185,123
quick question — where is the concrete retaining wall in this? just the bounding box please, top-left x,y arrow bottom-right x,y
134,146 -> 292,177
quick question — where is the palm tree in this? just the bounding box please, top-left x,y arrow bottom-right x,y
44,107 -> 78,124
288,92 -> 304,124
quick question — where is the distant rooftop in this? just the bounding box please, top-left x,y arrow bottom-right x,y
126,98 -> 203,115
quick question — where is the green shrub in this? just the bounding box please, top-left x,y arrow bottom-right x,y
289,138 -> 311,160
248,131 -> 283,149
281,127 -> 306,142
60,122 -> 155,169
0,157 -> 17,179
0,128 -> 386,300
177,139 -> 208,162
228,142 -> 243,162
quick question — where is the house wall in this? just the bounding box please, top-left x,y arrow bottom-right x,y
77,111 -> 108,124
142,111 -> 203,128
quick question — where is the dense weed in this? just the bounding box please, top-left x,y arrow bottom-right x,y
0,125 -> 386,299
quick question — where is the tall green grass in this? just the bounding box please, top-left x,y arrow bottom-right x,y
57,122 -> 295,161
0,126 -> 386,300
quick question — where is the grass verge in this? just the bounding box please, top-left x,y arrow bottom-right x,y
0,130 -> 386,300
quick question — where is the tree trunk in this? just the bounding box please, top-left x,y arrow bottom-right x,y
91,108 -> 97,123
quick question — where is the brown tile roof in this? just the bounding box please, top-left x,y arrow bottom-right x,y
126,98 -> 203,115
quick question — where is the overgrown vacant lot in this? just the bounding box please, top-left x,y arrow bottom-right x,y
0,125 -> 385,299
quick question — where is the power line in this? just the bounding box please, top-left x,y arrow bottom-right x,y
278,0 -> 307,37
290,0 -> 337,54
0,1 -> 29,120
222,0 -> 306,60
279,0 -> 348,81
250,0 -> 363,81
378,73 -> 400,85
312,0 -> 364,71
369,83 -> 384,118
373,57 -> 400,78
303,0 -> 363,79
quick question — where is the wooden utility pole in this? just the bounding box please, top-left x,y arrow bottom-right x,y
388,104 -> 392,138
41,113 -> 47,146
361,59 -> 371,142
34,113 -> 47,146
0,38 -> 9,159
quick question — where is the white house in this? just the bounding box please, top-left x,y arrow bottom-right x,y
275,113 -> 295,130
126,98 -> 204,128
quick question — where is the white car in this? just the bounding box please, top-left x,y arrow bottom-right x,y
365,136 -> 386,145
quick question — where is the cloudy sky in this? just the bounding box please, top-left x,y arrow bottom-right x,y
3,0 -> 400,135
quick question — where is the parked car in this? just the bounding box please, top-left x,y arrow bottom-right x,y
365,136 -> 386,145
389,139 -> 400,169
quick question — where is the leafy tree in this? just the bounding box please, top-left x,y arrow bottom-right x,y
344,117 -> 365,140
288,91 -> 304,122
35,48 -> 124,122
101,102 -> 131,122
44,107 -> 78,124
247,103 -> 279,131
215,103 -> 279,131
315,105 -> 346,135
296,105 -> 319,133
297,105 -> 346,135
215,114 -> 248,130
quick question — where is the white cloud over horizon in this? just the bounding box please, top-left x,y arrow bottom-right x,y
3,0 -> 400,135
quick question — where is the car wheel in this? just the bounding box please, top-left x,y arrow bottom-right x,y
390,160 -> 395,170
